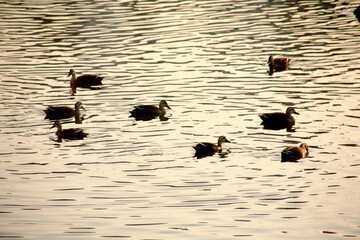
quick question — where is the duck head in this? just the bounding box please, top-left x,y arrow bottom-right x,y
286,107 -> 299,115
159,100 -> 171,110
51,121 -> 63,136
218,136 -> 231,146
300,143 -> 309,156
75,101 -> 86,112
51,120 -> 61,129
268,55 -> 274,65
68,69 -> 76,77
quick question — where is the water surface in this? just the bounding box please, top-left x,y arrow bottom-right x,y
0,0 -> 360,239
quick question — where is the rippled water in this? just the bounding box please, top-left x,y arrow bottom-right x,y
1,0 -> 360,239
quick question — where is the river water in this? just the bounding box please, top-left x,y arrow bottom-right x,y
1,0 -> 360,239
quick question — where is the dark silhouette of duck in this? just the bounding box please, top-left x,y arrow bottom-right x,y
281,143 -> 309,162
354,5 -> 360,22
259,107 -> 299,130
193,136 -> 231,159
268,55 -> 290,75
68,69 -> 103,92
51,121 -> 88,141
44,101 -> 85,123
129,100 -> 171,121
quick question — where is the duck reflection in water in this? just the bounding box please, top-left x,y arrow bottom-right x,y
129,100 -> 171,121
44,101 -> 85,124
68,69 -> 103,93
267,55 -> 290,75
259,107 -> 299,132
193,136 -> 231,159
51,121 -> 88,142
281,143 -> 309,162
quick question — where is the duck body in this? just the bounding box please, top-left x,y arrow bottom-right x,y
129,100 -> 171,121
268,55 -> 290,75
45,101 -> 85,120
281,143 -> 309,162
193,136 -> 230,159
259,107 -> 299,129
354,5 -> 360,22
68,69 -> 103,91
268,55 -> 290,71
51,121 -> 88,141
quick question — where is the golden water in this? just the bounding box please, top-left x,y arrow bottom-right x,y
0,1 -> 359,239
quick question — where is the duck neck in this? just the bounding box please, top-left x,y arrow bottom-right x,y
301,145 -> 309,156
70,71 -> 77,86
159,104 -> 166,115
55,124 -> 62,136
217,139 -> 223,150
75,115 -> 82,124
74,104 -> 81,115
268,57 -> 274,67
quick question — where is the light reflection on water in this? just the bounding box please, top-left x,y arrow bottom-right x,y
0,0 -> 360,239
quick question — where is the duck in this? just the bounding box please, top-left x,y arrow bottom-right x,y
267,55 -> 290,75
193,136 -> 231,159
354,5 -> 360,22
68,69 -> 103,92
268,55 -> 290,70
129,100 -> 171,121
51,121 -> 88,141
259,107 -> 299,128
281,143 -> 309,162
44,101 -> 85,121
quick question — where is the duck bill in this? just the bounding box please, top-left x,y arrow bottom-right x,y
294,111 -> 299,115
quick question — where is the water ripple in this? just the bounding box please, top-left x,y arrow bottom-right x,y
0,0 -> 360,239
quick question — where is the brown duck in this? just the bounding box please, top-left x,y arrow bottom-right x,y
44,101 -> 85,122
268,55 -> 290,70
259,107 -> 299,128
129,100 -> 171,121
268,55 -> 290,75
51,121 -> 88,141
193,136 -> 231,159
68,69 -> 103,92
281,143 -> 309,162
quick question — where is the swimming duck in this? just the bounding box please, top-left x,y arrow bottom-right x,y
68,69 -> 103,92
193,136 -> 231,159
281,143 -> 309,162
267,55 -> 290,75
129,100 -> 171,121
268,55 -> 290,70
354,5 -> 360,22
51,121 -> 88,141
44,101 -> 85,121
259,107 -> 299,128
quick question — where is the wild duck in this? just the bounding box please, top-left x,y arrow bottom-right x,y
193,136 -> 231,159
268,55 -> 290,70
259,107 -> 299,128
281,143 -> 309,162
354,5 -> 360,22
51,121 -> 88,141
44,101 -> 85,121
68,69 -> 103,92
129,100 -> 171,121
267,55 -> 290,75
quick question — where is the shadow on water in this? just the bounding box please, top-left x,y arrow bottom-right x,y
130,114 -> 169,121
